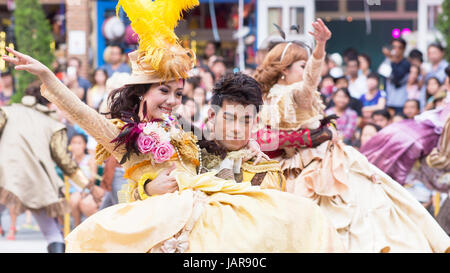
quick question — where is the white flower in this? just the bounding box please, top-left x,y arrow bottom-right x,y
143,122 -> 171,143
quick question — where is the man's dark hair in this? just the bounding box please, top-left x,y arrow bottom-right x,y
210,72 -> 263,113
358,53 -> 371,67
371,109 -> 391,120
346,56 -> 359,66
391,38 -> 407,50
68,56 -> 82,68
428,43 -> 444,52
445,64 -> 450,78
110,43 -> 124,54
343,47 -> 358,60
408,49 -> 423,63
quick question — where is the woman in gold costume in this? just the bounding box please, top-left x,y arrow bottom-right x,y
3,0 -> 344,253
253,18 -> 450,252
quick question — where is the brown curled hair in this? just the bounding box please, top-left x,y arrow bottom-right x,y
105,83 -> 153,120
253,42 -> 309,94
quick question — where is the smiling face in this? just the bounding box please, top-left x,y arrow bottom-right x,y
209,99 -> 257,151
139,80 -> 184,121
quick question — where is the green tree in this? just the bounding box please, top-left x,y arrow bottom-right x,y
11,0 -> 54,103
437,0 -> 450,62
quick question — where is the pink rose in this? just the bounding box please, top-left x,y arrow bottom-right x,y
137,133 -> 159,154
152,142 -> 175,163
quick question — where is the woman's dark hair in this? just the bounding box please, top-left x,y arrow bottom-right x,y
334,87 -> 351,99
70,133 -> 88,145
25,82 -> 50,106
91,68 -> 108,85
425,77 -> 442,100
371,109 -> 391,120
186,76 -> 201,89
210,72 -> 263,113
445,65 -> 450,78
106,83 -> 153,119
358,53 -> 371,67
70,133 -> 88,154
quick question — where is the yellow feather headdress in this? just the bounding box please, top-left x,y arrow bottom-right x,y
117,0 -> 199,83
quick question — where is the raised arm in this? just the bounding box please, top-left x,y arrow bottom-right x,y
293,19 -> 331,106
3,48 -> 123,161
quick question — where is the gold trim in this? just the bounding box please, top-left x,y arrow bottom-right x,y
242,161 -> 282,173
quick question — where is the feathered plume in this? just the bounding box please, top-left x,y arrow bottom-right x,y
117,0 -> 199,81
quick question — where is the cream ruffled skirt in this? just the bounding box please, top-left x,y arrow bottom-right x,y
65,171 -> 345,252
278,140 -> 450,253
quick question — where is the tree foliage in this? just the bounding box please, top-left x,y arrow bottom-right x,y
437,0 -> 450,62
11,0 -> 54,103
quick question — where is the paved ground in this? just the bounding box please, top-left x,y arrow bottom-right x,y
0,210 -> 47,253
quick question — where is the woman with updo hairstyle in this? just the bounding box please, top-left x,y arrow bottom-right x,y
254,18 -> 450,252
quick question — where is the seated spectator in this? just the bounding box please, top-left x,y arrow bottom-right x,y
392,114 -> 405,123
371,109 -> 391,129
424,77 -> 442,110
346,57 -> 368,99
183,76 -> 201,98
86,68 -> 108,110
0,72 -> 14,106
66,57 -> 91,103
358,53 -> 371,77
334,75 -> 349,90
360,73 -> 386,123
403,99 -> 421,119
193,86 -> 209,127
319,74 -> 335,103
100,45 -> 131,77
209,56 -> 226,82
68,134 -> 104,228
178,96 -> 197,122
406,65 -> 421,100
360,123 -> 382,147
325,88 -> 358,145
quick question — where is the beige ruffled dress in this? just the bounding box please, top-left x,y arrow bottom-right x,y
258,54 -> 450,252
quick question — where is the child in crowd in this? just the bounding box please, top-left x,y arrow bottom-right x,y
360,73 -> 386,123
406,65 -> 421,100
325,88 -> 358,145
371,109 -> 391,129
403,99 -> 421,119
68,134 -> 104,228
424,77 -> 442,110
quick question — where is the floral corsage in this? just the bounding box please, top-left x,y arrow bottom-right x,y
111,102 -> 177,164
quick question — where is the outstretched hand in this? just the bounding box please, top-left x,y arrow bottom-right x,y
2,47 -> 51,77
308,18 -> 332,44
